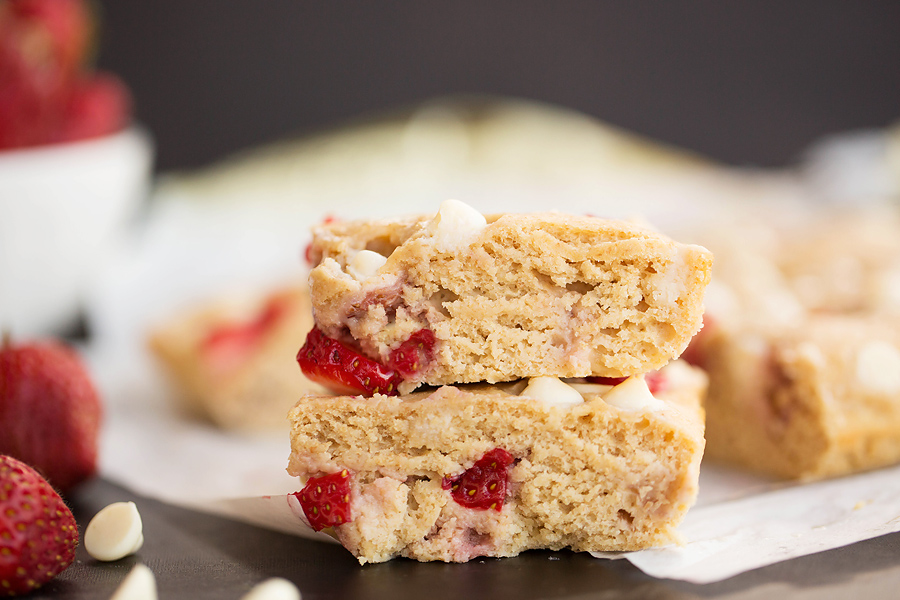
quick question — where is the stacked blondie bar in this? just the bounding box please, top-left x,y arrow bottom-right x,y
287,200 -> 713,563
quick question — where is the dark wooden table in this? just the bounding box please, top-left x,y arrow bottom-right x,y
30,478 -> 900,599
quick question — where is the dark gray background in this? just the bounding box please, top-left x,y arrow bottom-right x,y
94,1 -> 900,172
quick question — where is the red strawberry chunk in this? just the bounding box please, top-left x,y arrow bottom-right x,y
442,448 -> 515,511
0,455 -> 78,596
586,372 -> 666,395
293,469 -> 352,531
585,375 -> 627,387
297,327 -> 401,396
387,329 -> 436,378
201,294 -> 289,371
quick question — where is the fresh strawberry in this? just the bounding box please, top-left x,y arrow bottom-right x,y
442,448 -> 515,511
387,329 -> 436,378
587,371 -> 666,395
200,294 -> 290,372
54,72 -> 131,143
0,0 -> 132,150
293,469 -> 352,531
0,0 -> 94,149
0,13 -> 62,149
0,338 -> 102,494
0,455 -> 79,596
8,0 -> 92,78
297,327 -> 401,396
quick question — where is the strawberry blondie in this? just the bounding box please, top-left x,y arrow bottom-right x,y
701,314 -> 900,479
303,200 -> 713,395
688,208 -> 900,479
287,361 -> 706,563
149,286 -> 326,430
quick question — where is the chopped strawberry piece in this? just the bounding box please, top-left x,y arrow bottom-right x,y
201,294 -> 289,371
293,469 -> 352,531
297,327 -> 401,396
585,375 -> 627,387
0,455 -> 79,595
587,372 -> 666,395
387,329 -> 436,378
442,448 -> 515,511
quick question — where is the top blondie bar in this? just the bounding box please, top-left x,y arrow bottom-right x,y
303,200 -> 712,394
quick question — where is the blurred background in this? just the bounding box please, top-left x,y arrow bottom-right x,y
4,0 -> 900,340
95,1 -> 900,171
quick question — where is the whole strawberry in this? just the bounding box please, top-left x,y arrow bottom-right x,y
0,455 -> 79,597
0,338 -> 102,494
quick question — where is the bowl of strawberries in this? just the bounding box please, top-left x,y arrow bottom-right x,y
0,0 -> 153,336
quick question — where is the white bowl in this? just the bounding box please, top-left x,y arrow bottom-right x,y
0,126 -> 154,336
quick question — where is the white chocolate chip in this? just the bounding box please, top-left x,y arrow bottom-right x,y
520,376 -> 584,408
347,249 -> 387,281
85,501 -> 144,562
602,376 -> 666,412
856,340 -> 900,394
425,199 -> 487,252
240,578 -> 302,600
109,564 -> 157,600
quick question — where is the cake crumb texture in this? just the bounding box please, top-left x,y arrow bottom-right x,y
287,362 -> 706,563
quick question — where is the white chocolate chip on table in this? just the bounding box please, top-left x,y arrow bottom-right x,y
85,501 -> 144,562
240,577 -> 302,600
109,564 -> 157,600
